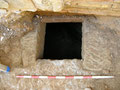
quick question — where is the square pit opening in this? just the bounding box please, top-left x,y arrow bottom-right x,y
43,22 -> 82,59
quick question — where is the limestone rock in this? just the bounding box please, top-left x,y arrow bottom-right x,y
83,16 -> 119,71
20,16 -> 46,66
84,87 -> 92,90
21,30 -> 37,67
32,0 -> 64,11
114,0 -> 120,3
69,1 -> 112,9
6,0 -> 37,11
0,9 -> 7,14
0,0 -> 9,9
112,3 -> 120,10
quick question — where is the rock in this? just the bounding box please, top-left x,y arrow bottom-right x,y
51,0 -> 64,11
84,87 -> 92,90
114,0 -> 120,3
20,22 -> 46,66
112,3 -> 120,10
83,16 -> 119,71
70,1 -> 112,9
21,30 -> 37,67
6,0 -> 37,12
0,0 -> 9,9
32,0 -> 64,11
0,9 -> 7,14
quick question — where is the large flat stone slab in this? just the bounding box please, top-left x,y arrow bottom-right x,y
0,0 -> 120,16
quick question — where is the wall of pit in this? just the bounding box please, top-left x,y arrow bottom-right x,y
0,12 -> 120,74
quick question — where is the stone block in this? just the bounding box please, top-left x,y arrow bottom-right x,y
21,22 -> 46,66
82,16 -> 120,71
21,30 -> 37,67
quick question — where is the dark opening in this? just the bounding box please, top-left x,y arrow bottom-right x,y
43,23 -> 82,59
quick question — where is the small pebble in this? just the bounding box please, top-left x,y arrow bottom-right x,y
84,87 -> 92,90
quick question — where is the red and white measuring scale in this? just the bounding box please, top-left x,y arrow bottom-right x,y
16,75 -> 114,79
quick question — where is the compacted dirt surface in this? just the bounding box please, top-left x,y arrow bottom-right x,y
0,60 -> 120,90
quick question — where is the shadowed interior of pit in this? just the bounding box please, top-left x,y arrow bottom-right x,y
43,23 -> 82,59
